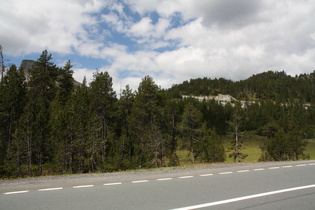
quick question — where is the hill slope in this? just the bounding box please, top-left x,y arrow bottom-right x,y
168,70 -> 315,102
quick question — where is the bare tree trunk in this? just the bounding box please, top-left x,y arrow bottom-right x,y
190,129 -> 194,164
102,117 -> 107,162
235,126 -> 239,163
27,128 -> 32,176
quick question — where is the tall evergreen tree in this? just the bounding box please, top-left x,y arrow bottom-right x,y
0,65 -> 26,174
196,124 -> 225,163
17,50 -> 59,175
116,85 -> 135,168
228,102 -> 247,163
70,77 -> 91,173
128,76 -> 165,167
165,98 -> 180,166
58,60 -> 74,105
181,102 -> 203,163
89,71 -> 117,165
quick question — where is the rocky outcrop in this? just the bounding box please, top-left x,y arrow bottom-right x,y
19,60 -> 80,86
20,60 -> 36,79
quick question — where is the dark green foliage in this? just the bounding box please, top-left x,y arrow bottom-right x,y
89,71 -> 117,167
181,102 -> 203,163
127,76 -> 166,168
195,125 -> 225,163
0,65 -> 27,175
228,102 -> 248,163
168,70 -> 315,102
1,50 -> 314,178
58,60 -> 74,105
259,107 -> 309,161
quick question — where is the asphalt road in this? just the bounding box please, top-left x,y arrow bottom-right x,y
1,160 -> 315,210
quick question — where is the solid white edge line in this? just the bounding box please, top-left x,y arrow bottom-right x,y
104,182 -> 122,186
38,187 -> 63,191
73,185 -> 94,188
179,176 -> 194,179
199,174 -> 213,177
171,184 -> 315,210
157,178 -> 173,181
4,190 -> 29,195
132,180 -> 149,183
219,172 -> 233,175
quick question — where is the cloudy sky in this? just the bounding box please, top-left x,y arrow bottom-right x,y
1,0 -> 315,93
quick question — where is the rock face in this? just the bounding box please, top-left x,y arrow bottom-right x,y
20,60 -> 36,79
19,59 -> 81,86
182,94 -> 236,104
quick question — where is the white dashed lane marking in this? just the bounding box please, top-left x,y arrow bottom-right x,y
296,164 -> 307,167
104,182 -> 122,186
3,162 -> 315,195
73,185 -> 94,188
132,180 -> 149,183
38,187 -> 63,192
179,176 -> 194,179
219,172 -> 233,175
157,178 -> 172,181
200,174 -> 213,177
4,190 -> 29,195
237,170 -> 250,173
254,168 -> 264,171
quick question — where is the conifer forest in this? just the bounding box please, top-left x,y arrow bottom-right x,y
1,50 -> 315,178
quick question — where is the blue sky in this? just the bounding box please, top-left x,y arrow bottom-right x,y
1,0 -> 315,93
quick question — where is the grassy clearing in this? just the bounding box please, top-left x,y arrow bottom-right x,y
222,131 -> 266,163
305,139 -> 315,159
177,132 -> 315,165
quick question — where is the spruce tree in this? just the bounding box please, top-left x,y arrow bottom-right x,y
181,102 -> 202,163
22,50 -> 59,175
89,71 -> 117,167
0,65 -> 27,176
128,76 -> 165,167
228,102 -> 247,163
116,85 -> 135,168
196,124 -> 225,163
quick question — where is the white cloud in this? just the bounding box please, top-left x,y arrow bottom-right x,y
130,17 -> 153,36
2,0 -> 315,93
73,68 -> 95,84
0,0 -> 107,55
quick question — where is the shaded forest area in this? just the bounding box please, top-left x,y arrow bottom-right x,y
1,50 -> 315,178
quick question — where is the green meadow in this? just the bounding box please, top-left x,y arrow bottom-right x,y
178,132 -> 315,165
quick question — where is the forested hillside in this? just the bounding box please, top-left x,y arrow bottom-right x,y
169,71 -> 315,102
1,50 -> 314,178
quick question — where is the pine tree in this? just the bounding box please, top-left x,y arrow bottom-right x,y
196,124 -> 225,163
89,71 -> 117,166
165,98 -> 180,166
181,102 -> 203,163
128,76 -> 165,167
58,60 -> 74,105
228,102 -> 247,163
116,85 -> 135,168
70,77 -> 91,173
23,50 -> 59,175
0,65 -> 27,176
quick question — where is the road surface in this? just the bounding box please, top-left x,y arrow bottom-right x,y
1,160 -> 315,209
